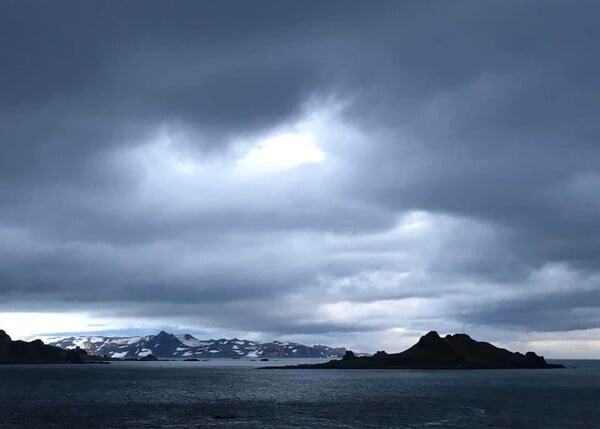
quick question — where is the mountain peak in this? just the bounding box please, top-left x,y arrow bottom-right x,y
444,333 -> 475,343
417,330 -> 443,347
0,330 -> 11,342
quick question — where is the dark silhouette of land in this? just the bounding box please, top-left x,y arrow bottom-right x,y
268,331 -> 565,369
0,329 -> 89,364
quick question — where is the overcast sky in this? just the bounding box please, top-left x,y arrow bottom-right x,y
1,0 -> 599,357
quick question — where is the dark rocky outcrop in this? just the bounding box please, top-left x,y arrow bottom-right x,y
271,331 -> 565,369
0,329 -> 88,364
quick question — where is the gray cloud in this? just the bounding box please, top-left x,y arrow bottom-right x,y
460,289 -> 600,332
1,0 -> 599,353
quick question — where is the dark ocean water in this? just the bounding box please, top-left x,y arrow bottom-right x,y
1,359 -> 599,428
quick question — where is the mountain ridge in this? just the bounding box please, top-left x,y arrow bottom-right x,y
44,331 -> 346,359
270,331 -> 565,369
1,329 -> 89,364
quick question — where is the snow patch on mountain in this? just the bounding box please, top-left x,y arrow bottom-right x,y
45,331 -> 347,359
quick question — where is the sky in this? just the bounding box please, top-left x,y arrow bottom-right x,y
1,0 -> 599,358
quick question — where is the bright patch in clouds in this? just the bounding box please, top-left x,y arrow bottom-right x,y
0,312 -> 106,339
237,132 -> 325,174
126,101 -> 340,186
0,311 -> 181,341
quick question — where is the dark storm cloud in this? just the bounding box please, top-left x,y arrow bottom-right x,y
1,0 -> 599,341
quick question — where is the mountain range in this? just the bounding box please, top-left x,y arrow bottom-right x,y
43,331 -> 346,359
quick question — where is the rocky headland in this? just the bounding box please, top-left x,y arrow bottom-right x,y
269,331 -> 565,369
0,329 -> 90,364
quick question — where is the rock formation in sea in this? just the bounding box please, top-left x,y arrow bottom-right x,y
272,331 -> 565,369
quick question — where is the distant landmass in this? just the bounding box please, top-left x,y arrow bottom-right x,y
271,331 -> 565,369
0,330 -> 88,364
43,331 -> 346,359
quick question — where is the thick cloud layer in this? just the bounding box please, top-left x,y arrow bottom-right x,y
1,1 -> 599,356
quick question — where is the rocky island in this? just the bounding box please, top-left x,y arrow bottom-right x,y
0,329 -> 90,364
269,331 -> 565,369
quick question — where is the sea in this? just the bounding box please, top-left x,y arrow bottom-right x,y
1,358 -> 599,428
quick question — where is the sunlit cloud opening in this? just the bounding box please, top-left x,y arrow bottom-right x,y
236,132 -> 325,174
0,312 -> 108,340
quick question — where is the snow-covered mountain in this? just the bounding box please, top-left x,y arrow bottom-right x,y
43,331 -> 346,359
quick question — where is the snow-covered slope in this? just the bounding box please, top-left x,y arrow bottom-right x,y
44,331 -> 346,359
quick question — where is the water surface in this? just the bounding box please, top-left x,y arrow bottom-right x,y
1,359 -> 598,428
